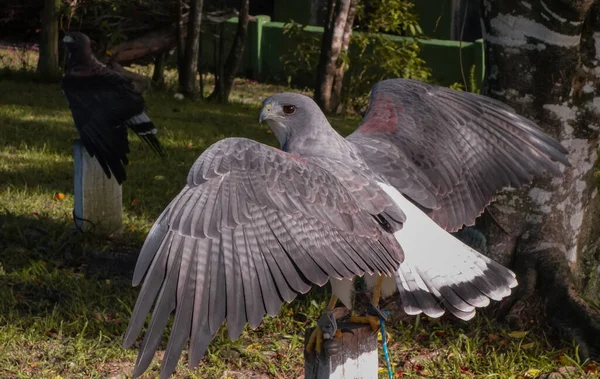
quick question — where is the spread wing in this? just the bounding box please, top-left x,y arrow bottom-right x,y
347,78 -> 569,231
123,138 -> 404,378
61,67 -> 163,184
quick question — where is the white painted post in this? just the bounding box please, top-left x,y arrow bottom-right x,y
73,140 -> 123,235
304,323 -> 378,379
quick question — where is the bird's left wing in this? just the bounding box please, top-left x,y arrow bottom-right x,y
123,138 -> 404,378
347,78 -> 570,231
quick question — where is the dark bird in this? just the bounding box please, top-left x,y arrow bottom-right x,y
123,79 -> 570,378
61,32 -> 164,185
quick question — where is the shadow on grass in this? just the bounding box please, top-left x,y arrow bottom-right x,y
0,210 -> 147,274
0,116 -> 76,156
0,78 -> 66,112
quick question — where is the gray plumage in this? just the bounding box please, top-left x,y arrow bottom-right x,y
124,80 -> 569,378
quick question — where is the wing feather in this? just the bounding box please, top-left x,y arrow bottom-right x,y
348,78 -> 569,231
125,138 -> 404,378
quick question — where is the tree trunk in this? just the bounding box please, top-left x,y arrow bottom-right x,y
175,0 -> 185,69
36,0 -> 61,81
152,52 -> 166,88
331,0 -> 357,113
315,0 -> 355,113
480,0 -> 600,360
179,0 -> 204,96
209,0 -> 250,103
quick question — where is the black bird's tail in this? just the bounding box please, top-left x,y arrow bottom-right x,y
125,112 -> 166,157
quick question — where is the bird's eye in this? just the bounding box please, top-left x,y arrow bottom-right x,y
283,105 -> 296,115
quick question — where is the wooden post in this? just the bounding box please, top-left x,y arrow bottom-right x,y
304,322 -> 378,379
73,140 -> 123,235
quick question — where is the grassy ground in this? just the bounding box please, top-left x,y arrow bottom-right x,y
0,67 -> 598,378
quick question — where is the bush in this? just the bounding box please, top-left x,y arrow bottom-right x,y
281,0 -> 431,113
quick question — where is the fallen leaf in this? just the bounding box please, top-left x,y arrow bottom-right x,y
584,363 -> 598,373
131,199 -> 139,206
522,342 -> 535,349
524,368 -> 541,378
54,192 -> 65,201
45,328 -> 59,339
154,175 -> 166,181
558,355 -> 571,365
460,366 -> 472,374
508,331 -> 529,339
246,343 -> 263,351
488,333 -> 498,341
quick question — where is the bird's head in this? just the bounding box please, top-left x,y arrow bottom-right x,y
62,32 -> 91,55
258,93 -> 327,151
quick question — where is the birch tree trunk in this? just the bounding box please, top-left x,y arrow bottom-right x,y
315,0 -> 356,113
36,0 -> 61,81
331,0 -> 357,113
179,0 -> 204,96
479,0 -> 600,359
209,0 -> 250,103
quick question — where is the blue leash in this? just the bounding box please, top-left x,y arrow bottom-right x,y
379,310 -> 394,379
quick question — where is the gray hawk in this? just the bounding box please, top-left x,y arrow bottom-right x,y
123,79 -> 569,378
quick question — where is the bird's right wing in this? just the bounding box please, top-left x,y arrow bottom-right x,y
123,137 -> 404,379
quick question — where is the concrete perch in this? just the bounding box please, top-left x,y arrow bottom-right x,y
73,140 -> 123,235
304,321 -> 378,379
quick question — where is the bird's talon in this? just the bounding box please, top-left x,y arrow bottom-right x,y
348,315 -> 381,332
305,326 -> 324,354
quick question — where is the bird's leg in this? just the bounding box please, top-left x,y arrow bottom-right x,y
305,295 -> 344,353
348,276 -> 385,332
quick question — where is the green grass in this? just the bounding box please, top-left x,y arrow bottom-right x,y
0,72 -> 597,378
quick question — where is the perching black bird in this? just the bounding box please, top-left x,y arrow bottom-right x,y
124,79 -> 570,378
61,32 -> 164,185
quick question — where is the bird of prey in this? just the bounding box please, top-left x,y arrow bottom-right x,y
61,32 -> 164,185
123,79 -> 569,378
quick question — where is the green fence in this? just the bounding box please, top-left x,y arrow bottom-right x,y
199,15 -> 485,88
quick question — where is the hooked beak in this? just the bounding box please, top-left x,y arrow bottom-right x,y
258,104 -> 271,124
62,35 -> 74,43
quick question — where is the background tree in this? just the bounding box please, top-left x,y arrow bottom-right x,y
179,0 -> 204,96
36,0 -> 61,80
208,0 -> 250,103
315,0 -> 357,113
478,0 -> 600,359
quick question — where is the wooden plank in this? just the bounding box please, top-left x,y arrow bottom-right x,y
304,321 -> 378,379
73,140 -> 123,235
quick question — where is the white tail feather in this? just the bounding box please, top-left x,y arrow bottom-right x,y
377,181 -> 517,320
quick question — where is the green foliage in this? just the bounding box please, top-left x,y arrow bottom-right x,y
281,21 -> 322,88
63,0 -> 171,53
449,65 -> 481,94
281,0 -> 431,113
356,0 -> 423,36
344,34 -> 429,111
